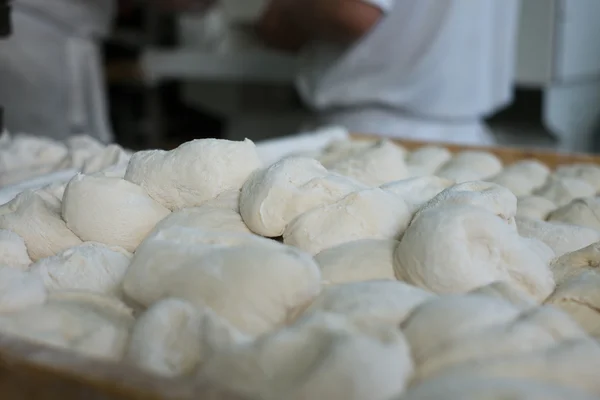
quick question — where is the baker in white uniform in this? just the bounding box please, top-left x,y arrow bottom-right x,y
258,0 -> 520,145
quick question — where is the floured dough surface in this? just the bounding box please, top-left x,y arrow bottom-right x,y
487,159 -> 550,197
380,177 -> 455,213
315,239 -> 399,285
125,139 -> 262,210
550,242 -> 600,284
534,176 -> 596,207
437,151 -> 503,183
284,188 -> 411,255
405,146 -> 452,177
469,281 -> 538,309
0,266 -> 47,313
516,195 -> 557,220
554,163 -> 600,192
547,197 -> 600,230
62,174 -> 170,252
151,205 -> 251,235
0,230 -> 32,269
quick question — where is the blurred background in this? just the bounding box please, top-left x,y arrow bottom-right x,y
4,0 -> 600,153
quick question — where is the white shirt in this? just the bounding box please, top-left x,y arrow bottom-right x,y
296,0 -> 520,144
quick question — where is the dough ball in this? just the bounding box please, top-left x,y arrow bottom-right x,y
546,271 -> 600,338
151,205 -> 251,235
395,206 -> 555,300
437,151 -> 503,183
399,376 -> 599,400
30,242 -> 132,296
318,139 -> 386,168
0,191 -> 82,261
48,290 -> 135,321
240,157 -> 364,237
418,339 -> 600,397
315,239 -> 399,285
405,146 -> 452,177
303,280 -> 434,327
201,312 -> 413,400
516,217 -> 600,257
82,144 -> 130,175
201,189 -> 241,212
487,159 -> 551,196
416,181 -> 518,225
328,140 -> 410,186
401,294 -> 523,364
125,298 -> 203,377
469,281 -> 538,309
0,230 -> 32,269
547,197 -> 600,229
125,138 -> 261,210
123,227 -> 271,307
0,266 -> 47,313
534,176 -> 596,207
62,174 -> 170,252
516,195 -> 557,220
550,242 -> 600,284
159,243 -> 321,336
0,292 -> 132,361
284,188 -> 412,255
124,227 -> 320,336
555,163 -> 600,192
380,176 -> 455,213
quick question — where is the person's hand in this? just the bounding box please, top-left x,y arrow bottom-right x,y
158,0 -> 217,13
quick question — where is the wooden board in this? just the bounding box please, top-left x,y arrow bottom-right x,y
1,137 -> 600,400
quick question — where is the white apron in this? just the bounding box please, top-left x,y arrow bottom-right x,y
0,3 -> 113,143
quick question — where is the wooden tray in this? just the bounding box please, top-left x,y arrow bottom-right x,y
2,137 -> 600,400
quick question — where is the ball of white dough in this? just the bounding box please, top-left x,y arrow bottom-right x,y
283,188 -> 412,255
240,157 -> 364,237
0,266 -> 47,313
405,146 -> 452,177
0,230 -> 31,269
0,190 -> 82,261
437,151 -> 503,183
380,176 -> 455,213
555,163 -> 600,192
315,239 -> 399,285
62,174 -> 170,252
516,195 -> 557,220
151,205 -> 251,235
547,197 -> 600,230
550,241 -> 600,284
487,159 -> 550,196
30,242 -> 132,296
125,138 -> 261,210
328,140 -> 410,186
395,205 -> 555,301
534,176 -> 596,207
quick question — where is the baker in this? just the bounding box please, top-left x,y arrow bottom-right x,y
257,0 -> 520,146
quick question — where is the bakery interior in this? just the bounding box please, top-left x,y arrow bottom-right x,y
1,1 -> 600,400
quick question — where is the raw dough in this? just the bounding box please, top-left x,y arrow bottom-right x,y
546,271 -> 600,339
125,138 -> 262,210
547,197 -> 600,230
399,376 -> 599,400
123,227 -> 271,307
380,176 -> 455,213
151,205 -> 251,235
436,151 -> 503,183
0,292 -> 132,361
56,134 -> 105,170
283,188 -> 412,255
516,195 -> 557,220
125,298 -> 203,377
201,312 -> 413,400
550,242 -> 600,284
555,163 -> 600,192
0,229 -> 32,269
0,266 -> 47,313
487,159 -> 550,196
516,217 -> 600,257
328,140 -> 410,186
38,182 -> 67,203
82,144 -> 130,175
534,176 -> 595,207
401,294 -> 523,364
0,190 -> 82,261
315,239 -> 399,285
240,157 -> 364,237
469,281 -> 537,309
317,139 -> 384,168
201,189 -> 241,212
405,146 -> 452,177
415,181 -> 518,225
395,206 -> 555,300
303,280 -> 434,326
124,227 -> 321,336
30,242 -> 132,296
62,174 -> 170,252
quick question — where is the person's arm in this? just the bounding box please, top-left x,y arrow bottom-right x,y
257,0 -> 387,52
